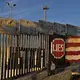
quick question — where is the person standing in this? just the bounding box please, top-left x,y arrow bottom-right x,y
50,61 -> 56,75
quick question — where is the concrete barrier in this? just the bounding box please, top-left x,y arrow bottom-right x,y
15,75 -> 32,80
15,70 -> 48,80
44,68 -> 72,80
36,70 -> 48,80
15,66 -> 72,80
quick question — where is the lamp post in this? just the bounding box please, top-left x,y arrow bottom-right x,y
6,2 -> 16,18
43,6 -> 49,21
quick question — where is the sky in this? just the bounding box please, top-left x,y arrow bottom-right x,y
0,0 -> 80,26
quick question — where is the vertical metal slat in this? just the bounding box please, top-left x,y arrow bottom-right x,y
1,34 -> 4,80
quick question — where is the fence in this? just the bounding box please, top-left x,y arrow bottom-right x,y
0,33 -> 49,80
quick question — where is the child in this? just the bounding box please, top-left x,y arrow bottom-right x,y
50,61 -> 56,75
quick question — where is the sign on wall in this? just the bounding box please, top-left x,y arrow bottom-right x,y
66,36 -> 80,63
51,38 -> 65,59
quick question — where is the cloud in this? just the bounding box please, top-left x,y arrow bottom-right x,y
14,4 -> 42,15
7,0 -> 19,4
0,7 -> 33,17
0,3 -> 42,19
0,11 -> 10,16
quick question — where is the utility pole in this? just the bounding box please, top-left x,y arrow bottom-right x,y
6,2 -> 16,18
43,6 -> 49,21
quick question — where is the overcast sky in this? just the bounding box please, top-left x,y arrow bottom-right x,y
0,0 -> 80,26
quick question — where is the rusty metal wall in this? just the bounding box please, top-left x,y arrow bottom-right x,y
0,33 -> 49,80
